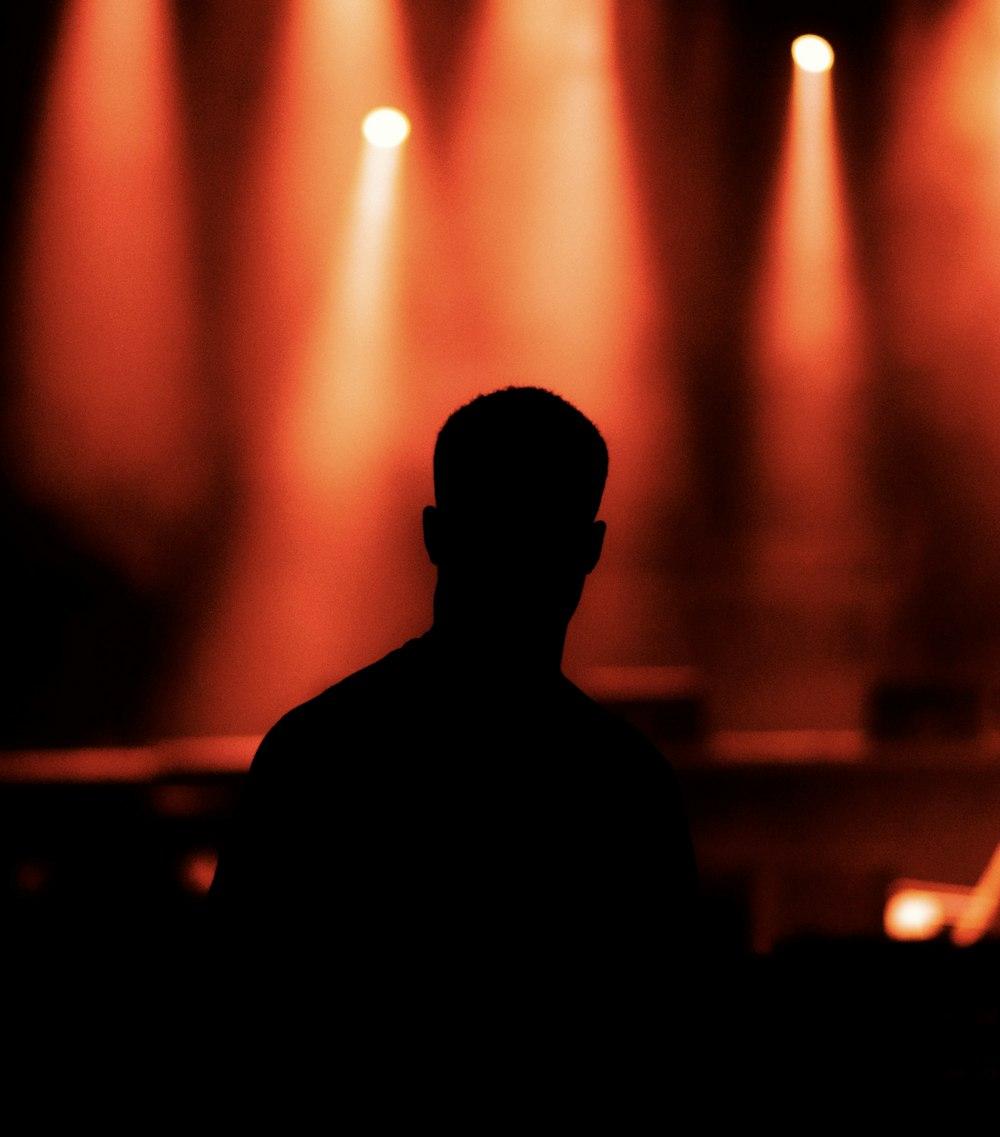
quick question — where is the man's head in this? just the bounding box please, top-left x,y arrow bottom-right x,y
424,387 -> 608,641
432,386 -> 608,525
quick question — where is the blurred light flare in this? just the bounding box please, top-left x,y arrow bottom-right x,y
792,34 -> 834,73
363,106 -> 411,148
884,856 -> 1000,946
884,889 -> 945,941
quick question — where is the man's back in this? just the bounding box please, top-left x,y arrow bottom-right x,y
205,389 -> 702,1107
210,633 -> 699,1012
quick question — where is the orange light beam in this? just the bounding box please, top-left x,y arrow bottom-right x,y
288,123 -> 408,491
455,0 -> 655,412
754,37 -> 864,534
164,1 -> 427,736
15,0 -> 199,588
453,0 -> 672,675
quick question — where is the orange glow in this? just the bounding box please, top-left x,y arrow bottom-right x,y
363,106 -> 411,148
791,35 -> 834,73
453,0 -> 670,675
757,64 -> 862,407
752,56 -> 866,549
152,0 -> 679,734
455,0 -> 654,410
879,0 -> 1000,602
0,738 -> 258,782
180,850 -> 219,895
883,875 -> 999,945
14,0 -> 200,588
885,889 -> 946,941
289,137 -> 405,490
742,31 -> 871,735
164,0 -> 430,735
951,841 -> 1000,947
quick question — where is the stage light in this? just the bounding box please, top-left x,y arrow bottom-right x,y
884,879 -> 981,942
792,34 -> 834,73
884,889 -> 944,941
362,106 -> 410,148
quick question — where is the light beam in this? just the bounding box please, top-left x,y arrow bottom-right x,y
743,34 -> 871,734
453,0 -> 671,676
166,0 -> 427,735
14,0 -> 200,589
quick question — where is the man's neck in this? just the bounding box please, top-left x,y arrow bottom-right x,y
426,602 -> 567,685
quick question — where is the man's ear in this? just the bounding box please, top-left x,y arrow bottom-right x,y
584,520 -> 606,575
423,505 -> 442,566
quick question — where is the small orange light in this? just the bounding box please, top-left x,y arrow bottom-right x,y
362,107 -> 411,148
884,889 -> 944,941
791,35 -> 834,73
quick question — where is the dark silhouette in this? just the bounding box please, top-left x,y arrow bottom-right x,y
207,387 -> 700,1104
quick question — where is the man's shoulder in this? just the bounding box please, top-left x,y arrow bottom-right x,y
549,676 -> 683,791
253,637 -> 427,764
286,637 -> 425,719
561,676 -> 664,753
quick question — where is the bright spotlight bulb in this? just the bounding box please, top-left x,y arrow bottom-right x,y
884,890 -> 944,942
362,107 -> 411,148
791,35 -> 834,73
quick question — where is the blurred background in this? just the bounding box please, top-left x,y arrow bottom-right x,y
2,0 -> 999,1079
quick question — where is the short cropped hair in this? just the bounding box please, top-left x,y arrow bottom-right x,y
433,387 -> 608,523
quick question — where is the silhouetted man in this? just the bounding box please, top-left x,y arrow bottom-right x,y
208,387 -> 699,1091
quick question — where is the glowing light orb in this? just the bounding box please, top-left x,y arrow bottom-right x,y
884,890 -> 944,941
791,35 -> 834,73
362,107 -> 411,148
